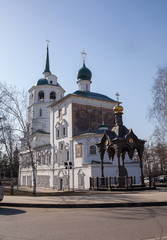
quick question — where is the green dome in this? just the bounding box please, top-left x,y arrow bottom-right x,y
37,78 -> 48,85
77,63 -> 92,81
98,124 -> 108,130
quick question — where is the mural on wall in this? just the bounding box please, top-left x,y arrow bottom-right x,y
75,143 -> 82,158
72,103 -> 115,136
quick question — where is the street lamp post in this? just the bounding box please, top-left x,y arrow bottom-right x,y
64,161 -> 72,191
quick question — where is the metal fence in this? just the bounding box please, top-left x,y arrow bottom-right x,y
89,176 -> 136,190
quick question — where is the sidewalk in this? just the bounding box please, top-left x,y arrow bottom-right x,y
1,187 -> 167,208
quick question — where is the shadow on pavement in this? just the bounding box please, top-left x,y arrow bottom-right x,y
0,207 -> 26,215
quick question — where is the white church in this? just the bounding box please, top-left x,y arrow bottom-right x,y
19,45 -> 142,190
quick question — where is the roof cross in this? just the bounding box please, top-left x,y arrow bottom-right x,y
115,92 -> 120,102
81,49 -> 87,64
46,40 -> 50,46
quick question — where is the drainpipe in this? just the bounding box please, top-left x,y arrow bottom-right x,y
52,110 -> 55,189
70,140 -> 74,191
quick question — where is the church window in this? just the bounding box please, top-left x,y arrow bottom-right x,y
58,109 -> 62,117
46,153 -> 51,165
57,129 -> 60,138
90,145 -> 96,155
67,151 -> 69,161
63,127 -> 66,136
39,108 -> 42,117
60,143 -> 63,151
41,155 -> 45,165
48,155 -> 51,165
38,91 -> 44,101
55,122 -> 61,139
59,142 -> 64,151
50,91 -> 56,101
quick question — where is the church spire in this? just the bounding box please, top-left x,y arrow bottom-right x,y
43,40 -> 51,77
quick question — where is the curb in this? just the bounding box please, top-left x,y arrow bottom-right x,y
1,202 -> 167,208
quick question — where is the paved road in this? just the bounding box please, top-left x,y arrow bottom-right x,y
0,206 -> 167,240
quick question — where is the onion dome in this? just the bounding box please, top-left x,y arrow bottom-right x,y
37,78 -> 48,85
113,104 -> 124,114
77,63 -> 92,81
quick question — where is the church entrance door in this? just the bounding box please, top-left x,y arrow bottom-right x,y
60,178 -> 63,190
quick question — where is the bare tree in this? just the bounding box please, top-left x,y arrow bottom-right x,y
0,82 -> 37,195
149,66 -> 167,138
0,153 -> 9,179
143,140 -> 167,177
0,117 -> 17,194
154,142 -> 167,175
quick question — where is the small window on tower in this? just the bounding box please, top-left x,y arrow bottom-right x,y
50,91 -> 56,101
50,81 -> 53,84
38,91 -> 44,101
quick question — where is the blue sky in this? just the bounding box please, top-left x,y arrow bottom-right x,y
0,0 -> 167,141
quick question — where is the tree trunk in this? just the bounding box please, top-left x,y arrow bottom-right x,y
139,156 -> 144,185
100,149 -> 105,178
32,163 -> 36,196
10,166 -> 14,195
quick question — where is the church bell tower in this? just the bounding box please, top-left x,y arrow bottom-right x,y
28,43 -> 65,134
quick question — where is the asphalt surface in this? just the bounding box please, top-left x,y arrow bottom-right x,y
1,187 -> 167,208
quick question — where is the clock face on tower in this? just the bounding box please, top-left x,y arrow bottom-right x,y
128,138 -> 134,144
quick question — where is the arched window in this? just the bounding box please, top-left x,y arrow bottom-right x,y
50,91 -> 56,101
62,119 -> 68,137
41,155 -> 45,165
39,108 -> 42,117
57,129 -> 60,138
90,145 -> 96,155
38,91 -> 44,101
55,122 -> 61,139
78,169 -> 85,188
62,127 -> 66,136
67,151 -> 69,161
